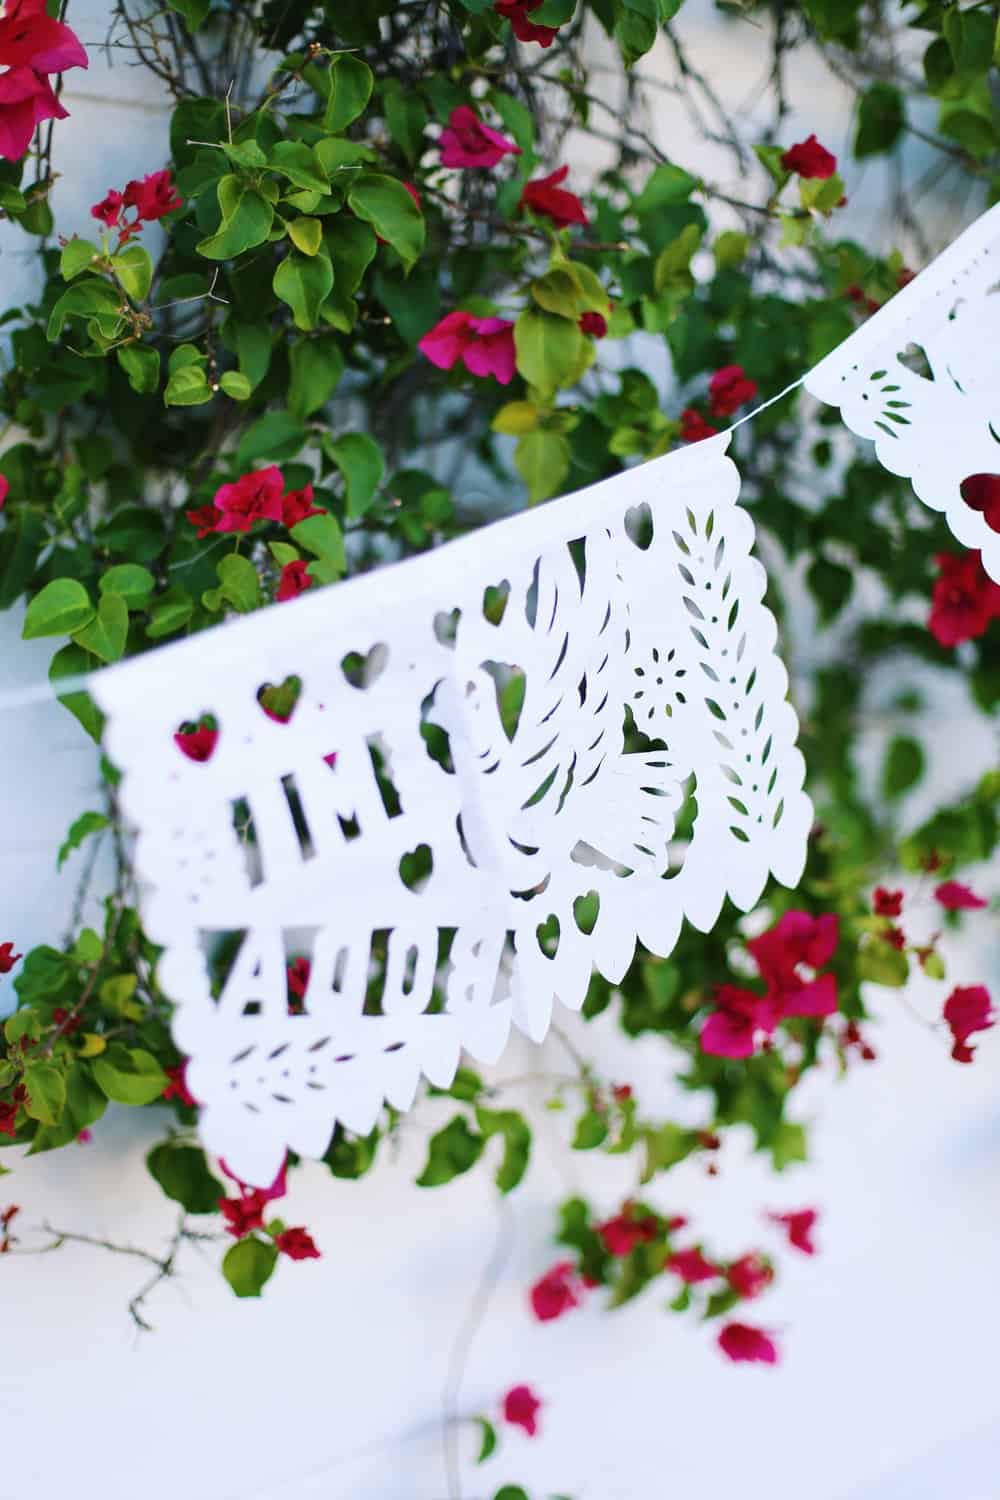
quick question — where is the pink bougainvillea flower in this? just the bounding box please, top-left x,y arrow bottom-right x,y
873,887 -> 903,917
219,1157 -> 287,1202
842,1018 -> 877,1063
174,725 -> 218,762
0,0 -> 87,74
959,474 -> 1000,533
718,1321 -> 779,1365
611,1083 -> 633,1102
277,560 -> 313,603
928,551 -> 1000,647
943,984 -> 995,1063
598,1209 -> 658,1257
934,880 -> 987,911
495,0 -> 559,46
708,364 -> 757,418
286,956 -> 311,1013
680,408 -> 719,443
0,941 -> 23,974
219,1191 -> 267,1238
0,474 -> 7,510
275,1226 -> 321,1260
579,310 -> 608,338
90,188 -> 124,229
213,465 -> 285,532
726,1253 -> 774,1300
184,502 -> 219,539
281,482 -> 322,528
666,1246 -> 720,1284
439,105 -> 521,169
767,1207 -> 818,1255
701,984 -> 778,1059
520,165 -> 588,228
0,1098 -> 19,1136
0,66 -> 67,161
123,168 -> 182,221
162,1062 -> 197,1107
780,134 -> 836,180
418,310 -> 516,385
502,1383 -> 542,1436
530,1260 -> 583,1322
746,911 -> 839,1020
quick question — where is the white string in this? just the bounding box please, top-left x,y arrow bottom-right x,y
0,375 -> 810,719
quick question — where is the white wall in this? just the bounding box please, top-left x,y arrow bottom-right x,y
1,8 -> 999,1499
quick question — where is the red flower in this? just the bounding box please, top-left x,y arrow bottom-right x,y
598,1210 -> 657,1257
520,165 -> 588,228
943,984 -> 994,1063
124,169 -> 182,221
287,957 -> 311,1014
611,1083 -> 632,1102
959,474 -> 1000,533
282,483 -> 322,528
767,1207 -> 818,1255
718,1321 -> 779,1365
747,911 -> 839,1020
502,1383 -> 542,1436
0,474 -> 6,510
0,0 -> 87,72
780,134 -> 836,180
680,408 -> 719,443
928,551 -> 1000,647
882,925 -> 906,951
666,1246 -> 720,1284
579,310 -> 608,338
91,189 -> 124,229
495,0 -> 559,47
174,725 -> 218,762
275,1226 -> 321,1260
0,66 -> 67,161
530,1260 -> 583,1322
726,1253 -> 774,1300
219,1192 -> 268,1238
162,1063 -> 197,1108
842,1019 -> 877,1063
0,941 -> 22,974
708,365 -> 757,418
439,105 -> 521,169
873,887 -> 903,917
701,984 -> 778,1059
213,466 -> 285,533
277,560 -> 313,603
418,310 -> 516,385
934,881 -> 987,911
184,503 -> 219,539
0,1097 -> 19,1136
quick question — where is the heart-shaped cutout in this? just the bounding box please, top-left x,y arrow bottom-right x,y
174,716 -> 219,762
257,675 -> 302,724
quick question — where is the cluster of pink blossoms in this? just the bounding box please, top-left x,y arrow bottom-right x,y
700,910 -> 839,1060
215,1158 -> 321,1261
680,364 -> 759,444
185,465 -> 323,605
90,168 -> 183,241
0,0 -> 87,161
928,551 -> 1000,647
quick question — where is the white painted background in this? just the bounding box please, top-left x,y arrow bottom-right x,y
1,5 -> 998,1498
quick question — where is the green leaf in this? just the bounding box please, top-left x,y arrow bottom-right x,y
416,1115 -> 485,1186
164,363 -> 213,407
531,268 -> 584,319
216,553 -> 261,613
291,513 -> 345,578
234,321 -> 273,388
60,237 -> 100,280
615,0 -> 658,66
754,143 -> 790,188
881,735 -> 925,801
383,79 -> 427,163
23,1063 -> 67,1126
57,810 -> 110,870
289,338 -> 344,419
324,53 -> 374,133
770,1119 -> 807,1171
514,307 -> 585,396
493,400 -> 540,436
166,0 -> 210,28
858,941 -> 910,988
348,174 -> 424,269
492,1488 -> 530,1500
640,1121 -> 697,1182
47,280 -> 123,342
23,578 -> 94,639
324,219 -> 377,297
71,590 -> 128,663
475,1418 -> 498,1464
806,555 -> 853,623
146,588 -> 194,640
330,432 -> 384,517
0,504 -> 44,610
197,176 -> 274,260
92,1045 -> 168,1106
653,222 -> 701,292
220,370 -> 252,400
475,1106 -> 532,1192
222,1235 -> 279,1298
514,429 -> 570,504
269,141 -> 330,194
855,82 -> 905,159
110,245 -> 154,301
633,161 -> 699,212
273,249 -> 334,331
288,216 -> 323,256
713,230 -> 749,269
117,343 -> 160,395
236,411 -> 308,466
146,1143 -> 224,1214
50,643 -> 104,743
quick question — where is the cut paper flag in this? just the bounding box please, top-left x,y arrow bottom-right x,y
806,201 -> 1000,583
92,435 -> 812,1185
